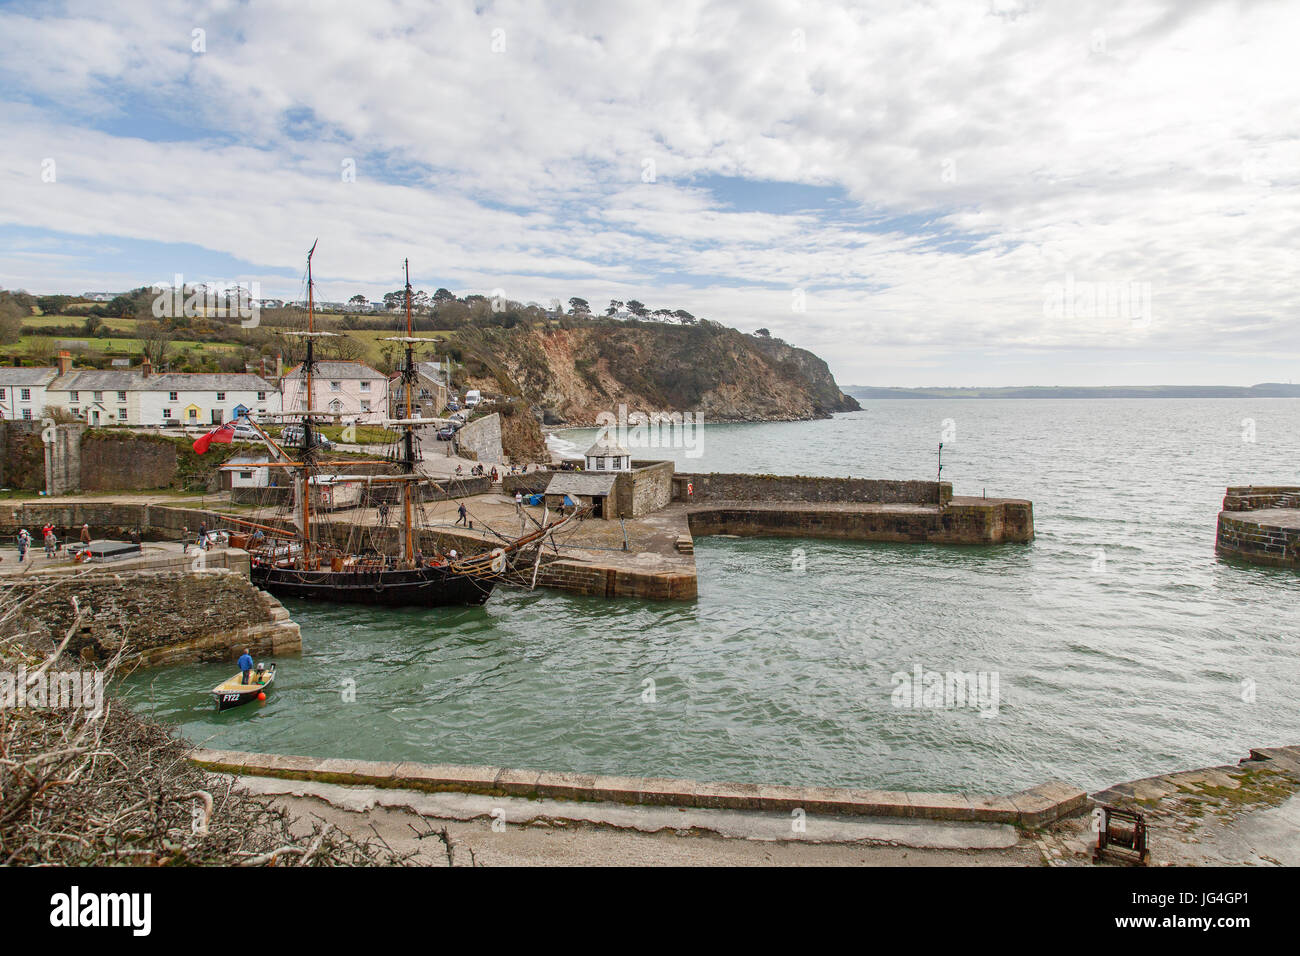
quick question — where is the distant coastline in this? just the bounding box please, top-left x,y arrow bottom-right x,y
844,383 -> 1300,400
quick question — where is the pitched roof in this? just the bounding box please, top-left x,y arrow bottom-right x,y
285,361 -> 385,381
47,370 -> 274,392
585,437 -> 630,457
545,472 -> 618,497
0,367 -> 57,386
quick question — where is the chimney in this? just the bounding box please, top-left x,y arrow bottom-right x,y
141,356 -> 152,378
56,350 -> 72,375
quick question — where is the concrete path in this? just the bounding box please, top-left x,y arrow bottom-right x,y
231,775 -> 1033,867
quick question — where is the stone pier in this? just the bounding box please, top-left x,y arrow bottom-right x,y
1215,485 -> 1300,568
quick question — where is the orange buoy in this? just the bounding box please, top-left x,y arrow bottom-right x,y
257,692 -> 266,701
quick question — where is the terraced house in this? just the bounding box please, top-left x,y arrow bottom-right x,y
2,353 -> 279,426
0,366 -> 57,420
280,359 -> 388,423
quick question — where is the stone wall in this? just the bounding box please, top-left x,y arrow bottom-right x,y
3,502 -> 233,542
1222,486 -> 1300,511
456,412 -> 503,463
1217,513 -> 1300,568
502,470 -> 555,496
0,420 -> 46,492
673,473 -> 953,506
1215,485 -> 1300,568
5,567 -> 300,667
532,559 -> 697,600
80,432 -> 176,491
44,423 -> 85,495
687,500 -> 1034,545
611,460 -> 675,518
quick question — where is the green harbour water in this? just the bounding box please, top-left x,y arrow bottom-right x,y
122,399 -> 1300,794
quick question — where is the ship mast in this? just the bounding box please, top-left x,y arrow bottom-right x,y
301,239 -> 318,557
401,258 -> 415,563
381,259 -> 442,567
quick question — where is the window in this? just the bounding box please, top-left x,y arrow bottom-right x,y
330,381 -> 341,392
0,388 -> 5,400
70,407 -> 79,416
257,391 -> 266,401
117,391 -> 126,401
162,410 -> 171,420
217,392 -> 225,401
20,388 -> 31,401
69,390 -> 77,401
169,391 -> 178,401
239,471 -> 253,480
93,391 -> 103,402
360,381 -> 370,392
360,399 -> 371,412
21,408 -> 32,420
118,408 -> 128,421
594,458 -> 604,470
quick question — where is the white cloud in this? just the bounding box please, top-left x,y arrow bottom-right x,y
0,0 -> 1296,385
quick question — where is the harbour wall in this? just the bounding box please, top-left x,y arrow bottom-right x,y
6,565 -> 300,667
3,501 -> 232,542
687,498 -> 1035,545
672,473 -> 953,506
187,748 -> 1087,828
1215,485 -> 1300,568
455,412 -> 503,463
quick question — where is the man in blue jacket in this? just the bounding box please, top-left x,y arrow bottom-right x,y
237,649 -> 254,684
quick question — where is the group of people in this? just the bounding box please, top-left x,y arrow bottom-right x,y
454,463 -> 501,482
12,523 -> 92,562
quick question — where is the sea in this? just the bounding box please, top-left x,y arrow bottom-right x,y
122,399 -> 1300,794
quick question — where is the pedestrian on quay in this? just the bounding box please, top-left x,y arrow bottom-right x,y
455,503 -> 469,526
515,491 -> 523,514
17,529 -> 30,562
80,523 -> 91,546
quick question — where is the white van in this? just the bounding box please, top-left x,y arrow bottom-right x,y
464,389 -> 481,408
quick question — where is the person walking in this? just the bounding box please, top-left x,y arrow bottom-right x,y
17,529 -> 30,562
514,491 -> 523,515
455,503 -> 469,526
80,523 -> 91,546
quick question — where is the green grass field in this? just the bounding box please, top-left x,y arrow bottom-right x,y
8,314 -> 459,371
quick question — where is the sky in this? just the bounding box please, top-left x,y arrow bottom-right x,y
0,0 -> 1296,387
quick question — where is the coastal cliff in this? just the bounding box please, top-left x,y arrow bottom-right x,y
456,320 -> 860,431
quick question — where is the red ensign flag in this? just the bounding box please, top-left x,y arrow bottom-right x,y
192,421 -> 236,455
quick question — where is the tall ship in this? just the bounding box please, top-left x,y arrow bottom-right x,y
218,242 -> 574,607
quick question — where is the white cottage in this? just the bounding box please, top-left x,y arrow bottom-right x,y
38,354 -> 279,426
0,366 -> 57,421
584,437 -> 631,472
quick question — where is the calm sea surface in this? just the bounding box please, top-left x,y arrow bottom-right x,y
123,399 -> 1300,793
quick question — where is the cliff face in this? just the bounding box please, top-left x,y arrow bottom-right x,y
458,321 -> 859,429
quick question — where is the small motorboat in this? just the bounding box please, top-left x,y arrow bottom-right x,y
211,664 -> 276,711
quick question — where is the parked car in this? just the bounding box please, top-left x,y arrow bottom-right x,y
446,401 -> 461,412
232,421 -> 261,441
435,426 -> 457,441
280,424 -> 334,449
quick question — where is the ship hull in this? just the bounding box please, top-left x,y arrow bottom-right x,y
251,562 -> 495,607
